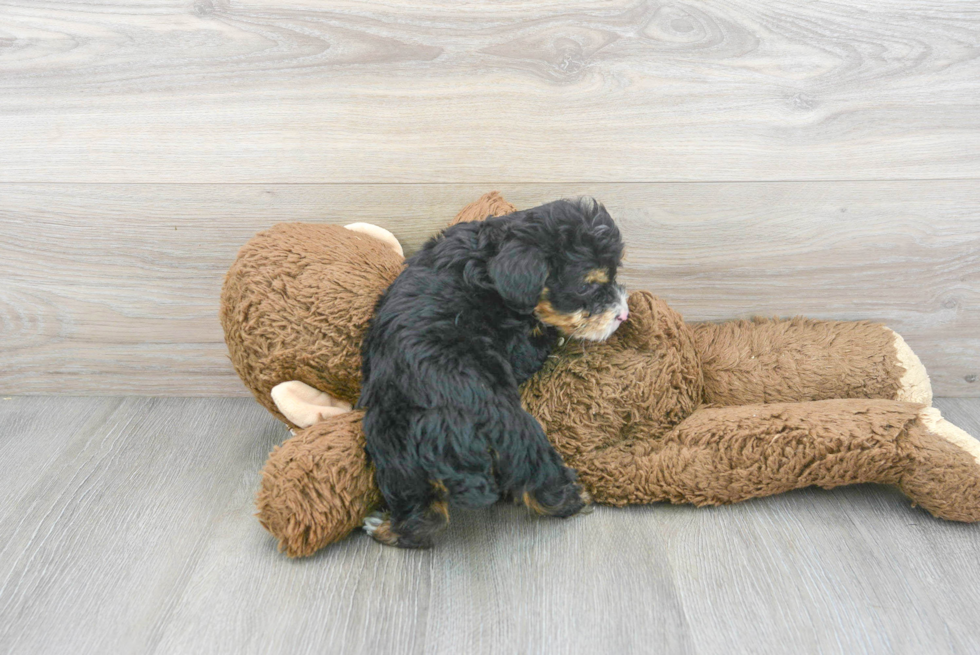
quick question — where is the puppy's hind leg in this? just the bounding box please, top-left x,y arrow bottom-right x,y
368,462 -> 450,549
495,408 -> 592,519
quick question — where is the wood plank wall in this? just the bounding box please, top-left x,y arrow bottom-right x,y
1,1 -> 978,396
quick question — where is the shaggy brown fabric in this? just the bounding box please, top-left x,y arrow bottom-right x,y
221,223 -> 403,428
255,411 -> 381,553
521,294 -> 979,521
448,190 -> 517,226
901,419 -> 980,522
222,192 -> 980,557
695,317 -> 904,405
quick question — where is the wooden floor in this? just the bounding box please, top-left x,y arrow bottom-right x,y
1,395 -> 979,654
2,1 -> 979,653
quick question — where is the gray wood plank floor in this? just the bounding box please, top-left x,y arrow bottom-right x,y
1,396 -> 978,654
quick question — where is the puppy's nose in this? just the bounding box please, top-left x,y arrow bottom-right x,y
616,308 -> 629,323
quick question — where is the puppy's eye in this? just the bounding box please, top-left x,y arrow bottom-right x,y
578,283 -> 597,294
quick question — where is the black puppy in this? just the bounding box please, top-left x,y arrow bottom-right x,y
358,198 -> 628,548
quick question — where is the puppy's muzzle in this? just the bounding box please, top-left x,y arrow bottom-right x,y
537,286 -> 629,342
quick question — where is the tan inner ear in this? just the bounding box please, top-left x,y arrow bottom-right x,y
270,381 -> 353,428
344,222 -> 404,257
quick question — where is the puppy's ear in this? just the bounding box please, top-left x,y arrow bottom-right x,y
488,241 -> 548,311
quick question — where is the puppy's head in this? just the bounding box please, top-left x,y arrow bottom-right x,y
488,198 -> 628,342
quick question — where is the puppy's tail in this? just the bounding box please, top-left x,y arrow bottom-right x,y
413,410 -> 500,510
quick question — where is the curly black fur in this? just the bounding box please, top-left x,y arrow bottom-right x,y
358,198 -> 627,548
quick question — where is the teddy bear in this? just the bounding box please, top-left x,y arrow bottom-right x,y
220,192 -> 980,557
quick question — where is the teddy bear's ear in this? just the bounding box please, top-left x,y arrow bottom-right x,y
271,381 -> 353,429
343,223 -> 404,257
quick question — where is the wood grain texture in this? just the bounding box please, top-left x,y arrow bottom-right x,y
0,396 -> 288,654
1,0 -> 979,182
1,396 -> 979,654
2,182 -> 977,396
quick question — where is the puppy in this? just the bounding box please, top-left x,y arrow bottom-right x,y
358,198 -> 628,548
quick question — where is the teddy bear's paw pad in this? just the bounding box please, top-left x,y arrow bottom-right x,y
888,328 -> 933,405
271,380 -> 353,429
344,223 -> 404,257
920,407 -> 980,467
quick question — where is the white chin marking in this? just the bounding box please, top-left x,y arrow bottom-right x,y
582,289 -> 628,342
578,319 -> 620,342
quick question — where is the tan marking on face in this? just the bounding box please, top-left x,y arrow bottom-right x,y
535,298 -> 619,341
584,268 -> 610,284
534,299 -> 587,335
430,480 -> 448,495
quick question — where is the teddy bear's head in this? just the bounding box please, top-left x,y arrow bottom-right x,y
221,192 -> 521,430
221,222 -> 405,428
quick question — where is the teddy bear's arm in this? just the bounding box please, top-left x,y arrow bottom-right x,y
692,318 -> 931,407
567,398 -> 980,523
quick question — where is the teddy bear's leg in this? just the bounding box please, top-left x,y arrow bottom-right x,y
693,319 -> 932,406
256,411 -> 382,557
570,399 -> 980,522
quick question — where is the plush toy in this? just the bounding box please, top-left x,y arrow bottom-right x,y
221,192 -> 980,557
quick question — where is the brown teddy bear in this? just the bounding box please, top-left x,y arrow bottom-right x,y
221,192 -> 980,557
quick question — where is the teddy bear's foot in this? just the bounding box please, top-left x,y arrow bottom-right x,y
899,407 -> 980,522
887,328 -> 933,405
